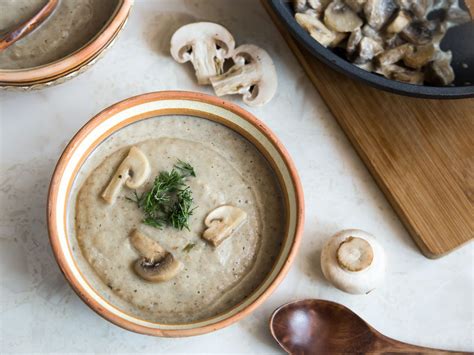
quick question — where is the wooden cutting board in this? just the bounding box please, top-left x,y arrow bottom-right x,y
263,2 -> 474,258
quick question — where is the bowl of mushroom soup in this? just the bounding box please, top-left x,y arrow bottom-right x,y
47,91 -> 304,336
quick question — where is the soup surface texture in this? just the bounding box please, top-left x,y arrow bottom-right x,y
70,115 -> 285,323
0,0 -> 119,69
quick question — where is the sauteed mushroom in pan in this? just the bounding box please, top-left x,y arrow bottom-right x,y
293,0 -> 472,85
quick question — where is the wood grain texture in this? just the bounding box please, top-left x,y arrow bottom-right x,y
270,300 -> 469,354
263,1 -> 474,258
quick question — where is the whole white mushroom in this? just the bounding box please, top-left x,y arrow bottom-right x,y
320,229 -> 386,294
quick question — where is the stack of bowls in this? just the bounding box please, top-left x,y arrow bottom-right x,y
0,0 -> 132,90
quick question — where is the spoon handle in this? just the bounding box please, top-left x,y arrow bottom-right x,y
0,0 -> 58,52
373,333 -> 470,354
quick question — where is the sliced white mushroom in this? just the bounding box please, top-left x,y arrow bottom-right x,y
384,32 -> 404,48
101,146 -> 150,204
202,205 -> 247,247
425,50 -> 455,85
364,0 -> 397,30
355,60 -> 375,72
294,0 -> 309,12
347,27 -> 362,54
400,20 -> 437,45
403,43 -> 435,69
308,0 -> 330,10
396,0 -> 433,19
390,65 -> 425,84
209,44 -> 277,107
324,0 -> 363,32
295,12 -> 337,47
294,0 -> 330,13
361,24 -> 384,44
130,230 -> 182,282
345,0 -> 367,13
330,31 -> 349,47
320,229 -> 386,294
170,22 -> 235,85
386,9 -> 412,33
376,43 -> 413,66
375,63 -> 425,84
358,36 -> 384,60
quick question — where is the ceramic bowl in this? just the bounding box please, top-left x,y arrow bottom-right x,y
0,0 -> 132,90
47,91 -> 304,337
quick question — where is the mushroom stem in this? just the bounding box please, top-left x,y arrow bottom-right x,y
320,229 -> 385,294
210,61 -> 261,97
130,230 -> 166,262
336,236 -> 374,272
190,40 -> 227,85
209,44 -> 277,107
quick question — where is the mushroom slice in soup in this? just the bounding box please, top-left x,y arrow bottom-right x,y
101,146 -> 150,204
130,230 -> 183,282
202,205 -> 247,247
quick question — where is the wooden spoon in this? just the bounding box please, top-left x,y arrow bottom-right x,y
270,299 -> 468,354
0,0 -> 59,52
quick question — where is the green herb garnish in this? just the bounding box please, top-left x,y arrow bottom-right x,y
130,160 -> 196,230
182,243 -> 196,253
175,159 -> 196,177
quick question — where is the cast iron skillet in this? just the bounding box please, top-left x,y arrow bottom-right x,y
269,0 -> 474,98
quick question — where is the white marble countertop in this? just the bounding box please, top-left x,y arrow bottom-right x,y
1,0 -> 473,353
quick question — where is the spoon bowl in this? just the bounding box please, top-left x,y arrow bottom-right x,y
270,299 -> 465,354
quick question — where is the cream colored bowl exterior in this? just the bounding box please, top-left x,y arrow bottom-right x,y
48,92 -> 304,337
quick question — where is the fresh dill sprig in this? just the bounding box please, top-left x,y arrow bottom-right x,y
129,160 -> 196,230
126,191 -> 143,208
174,159 -> 196,177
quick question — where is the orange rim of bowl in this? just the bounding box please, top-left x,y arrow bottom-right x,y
47,91 -> 305,337
0,0 -> 132,84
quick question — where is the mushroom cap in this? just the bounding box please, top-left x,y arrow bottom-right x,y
170,22 -> 235,63
129,230 -> 182,282
364,0 -> 397,30
124,146 -> 151,189
101,146 -> 150,204
320,229 -> 386,294
324,0 -> 363,33
295,12 -> 337,48
204,205 -> 246,226
232,44 -> 278,107
134,253 -> 183,283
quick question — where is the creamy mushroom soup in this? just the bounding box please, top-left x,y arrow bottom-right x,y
0,0 -> 119,69
68,115 -> 286,324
